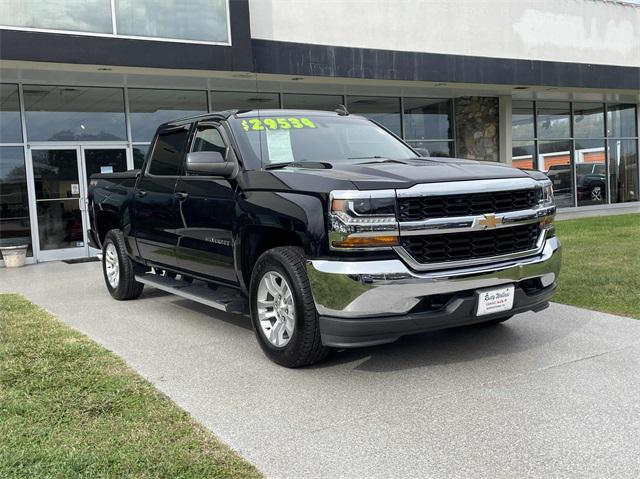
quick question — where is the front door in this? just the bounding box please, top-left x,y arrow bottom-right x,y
29,146 -> 87,261
174,122 -> 238,283
28,145 -> 128,262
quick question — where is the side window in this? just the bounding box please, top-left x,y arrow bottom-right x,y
192,125 -> 227,157
148,127 -> 190,176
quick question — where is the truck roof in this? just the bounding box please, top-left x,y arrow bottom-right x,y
160,109 -> 357,128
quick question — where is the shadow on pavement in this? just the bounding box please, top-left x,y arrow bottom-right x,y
313,317 -> 580,372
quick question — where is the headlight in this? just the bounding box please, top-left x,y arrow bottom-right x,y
537,179 -> 556,236
540,179 -> 554,207
328,190 -> 399,250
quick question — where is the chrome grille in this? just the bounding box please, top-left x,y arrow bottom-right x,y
400,223 -> 540,264
397,188 -> 541,221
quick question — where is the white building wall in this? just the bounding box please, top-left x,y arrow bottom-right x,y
249,0 -> 640,68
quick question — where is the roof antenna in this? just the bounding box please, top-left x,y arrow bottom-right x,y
335,104 -> 349,116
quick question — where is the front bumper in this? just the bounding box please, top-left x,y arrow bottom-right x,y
306,236 -> 561,348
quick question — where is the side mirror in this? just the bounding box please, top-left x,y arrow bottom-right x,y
186,151 -> 237,178
414,147 -> 430,158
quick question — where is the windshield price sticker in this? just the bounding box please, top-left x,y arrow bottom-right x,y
241,117 -> 317,131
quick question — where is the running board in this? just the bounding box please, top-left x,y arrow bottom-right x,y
135,273 -> 248,314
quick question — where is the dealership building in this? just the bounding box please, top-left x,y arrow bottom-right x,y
0,0 -> 639,265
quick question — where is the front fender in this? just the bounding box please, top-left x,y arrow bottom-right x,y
234,190 -> 327,291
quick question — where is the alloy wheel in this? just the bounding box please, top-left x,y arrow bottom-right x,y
256,271 -> 295,347
105,242 -> 120,288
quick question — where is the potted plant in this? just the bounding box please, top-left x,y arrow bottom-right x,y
0,245 -> 29,268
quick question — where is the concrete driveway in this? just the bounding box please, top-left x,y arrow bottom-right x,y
2,261 -> 640,478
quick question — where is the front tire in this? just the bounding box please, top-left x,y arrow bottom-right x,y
249,247 -> 329,368
102,230 -> 144,300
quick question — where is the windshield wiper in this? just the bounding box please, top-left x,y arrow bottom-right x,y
264,161 -> 332,170
349,157 -> 410,165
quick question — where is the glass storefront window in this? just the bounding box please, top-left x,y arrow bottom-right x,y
574,139 -> 607,206
0,147 -> 32,256
0,0 -> 113,33
512,141 -> 535,170
212,91 -> 279,111
24,85 -> 126,142
0,84 -> 23,143
282,94 -> 343,111
133,145 -> 150,170
537,102 -> 571,139
539,140 -> 573,208
607,104 -> 637,138
128,89 -> 207,143
347,96 -> 401,136
403,98 -> 452,142
573,103 -> 604,139
609,139 -> 638,204
512,101 -> 535,141
406,140 -> 453,158
115,0 -> 229,43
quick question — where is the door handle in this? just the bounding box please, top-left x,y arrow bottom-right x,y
174,191 -> 189,201
136,189 -> 147,198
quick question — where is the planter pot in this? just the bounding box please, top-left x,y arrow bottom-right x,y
1,245 -> 28,268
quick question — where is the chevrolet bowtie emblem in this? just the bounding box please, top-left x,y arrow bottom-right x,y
478,214 -> 502,229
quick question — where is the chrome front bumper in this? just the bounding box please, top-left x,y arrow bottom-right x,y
306,236 -> 561,320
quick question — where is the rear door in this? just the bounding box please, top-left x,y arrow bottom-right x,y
173,122 -> 238,283
132,125 -> 190,268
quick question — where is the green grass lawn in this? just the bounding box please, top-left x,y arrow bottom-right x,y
554,213 -> 640,319
0,294 -> 262,479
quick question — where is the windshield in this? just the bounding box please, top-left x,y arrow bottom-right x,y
229,114 -> 417,167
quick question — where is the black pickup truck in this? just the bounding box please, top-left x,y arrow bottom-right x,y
88,109 -> 561,367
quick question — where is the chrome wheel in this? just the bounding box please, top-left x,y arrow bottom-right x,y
256,271 -> 295,347
105,242 -> 120,289
591,186 -> 603,202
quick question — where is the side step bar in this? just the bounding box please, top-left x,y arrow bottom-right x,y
135,273 -> 248,314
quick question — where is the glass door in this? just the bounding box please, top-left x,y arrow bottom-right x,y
29,146 -> 88,261
80,146 -> 129,255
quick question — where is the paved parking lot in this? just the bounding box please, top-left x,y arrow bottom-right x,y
2,261 -> 640,478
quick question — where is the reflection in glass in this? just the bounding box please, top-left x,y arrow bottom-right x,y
115,0 -> 229,43
0,84 -> 23,143
84,149 -> 127,187
607,104 -> 637,138
133,145 -> 150,169
31,150 -> 80,200
573,103 -> 604,139
36,200 -> 83,251
347,96 -> 401,136
537,102 -> 571,139
609,139 -> 638,203
212,91 -> 279,111
24,85 -> 126,141
128,89 -> 207,142
406,140 -> 453,158
0,147 -> 32,255
1,0 -> 112,33
539,140 -> 573,208
512,101 -> 535,141
403,98 -> 452,141
512,141 -> 535,170
282,94 -> 343,111
574,139 -> 606,206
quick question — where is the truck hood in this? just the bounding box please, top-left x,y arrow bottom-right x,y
266,158 -> 544,191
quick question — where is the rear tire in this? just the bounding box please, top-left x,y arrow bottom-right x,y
102,230 -> 144,300
249,246 -> 329,368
